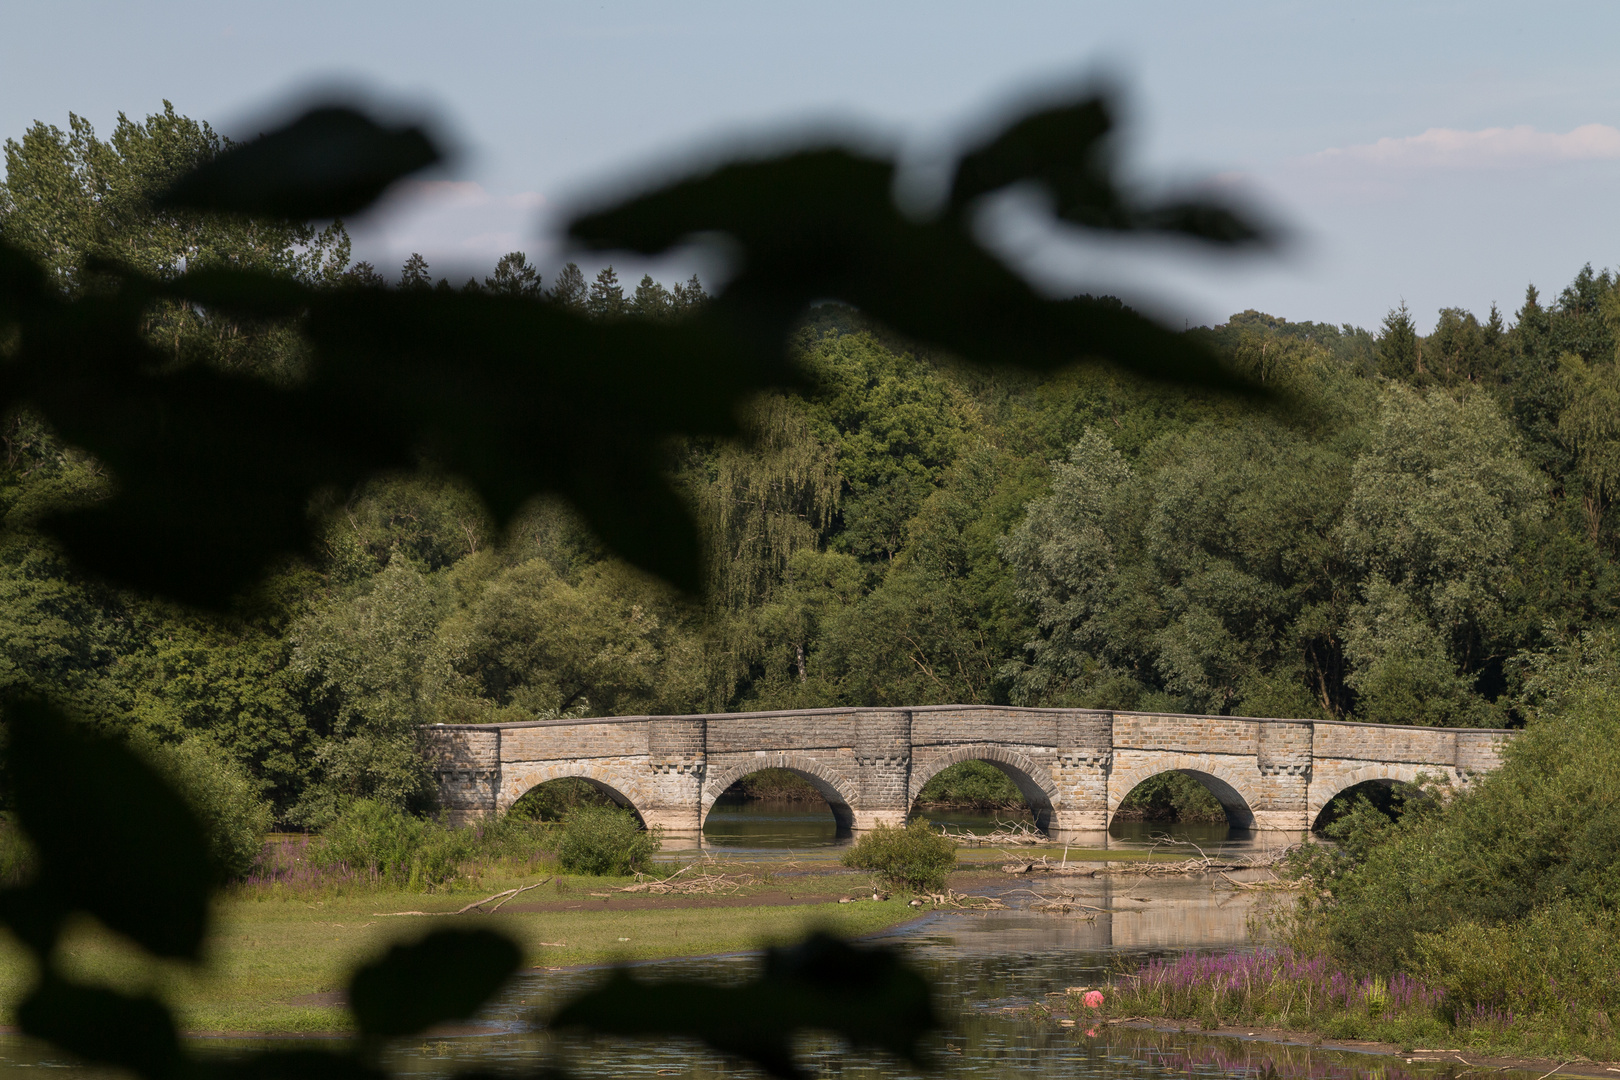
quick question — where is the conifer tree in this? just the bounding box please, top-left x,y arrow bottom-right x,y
485,251 -> 541,297
343,260 -> 386,287
673,273 -> 708,311
632,273 -> 672,319
1376,301 -> 1419,379
587,265 -> 625,317
546,261 -> 587,308
399,252 -> 430,289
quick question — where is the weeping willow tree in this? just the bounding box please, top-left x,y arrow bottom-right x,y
690,394 -> 842,699
701,394 -> 841,609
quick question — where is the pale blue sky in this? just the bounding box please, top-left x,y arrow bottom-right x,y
7,2 -> 1620,331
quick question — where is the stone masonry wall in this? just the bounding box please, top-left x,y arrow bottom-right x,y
422,727 -> 499,825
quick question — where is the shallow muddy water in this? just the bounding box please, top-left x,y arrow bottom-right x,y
0,807 -> 1545,1080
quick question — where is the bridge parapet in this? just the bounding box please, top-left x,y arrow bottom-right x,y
421,706 -> 1517,838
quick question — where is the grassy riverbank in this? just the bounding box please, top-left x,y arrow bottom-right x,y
1089,949 -> 1620,1064
0,866 -> 919,1035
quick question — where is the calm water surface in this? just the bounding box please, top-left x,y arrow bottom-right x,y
0,803 -> 1517,1080
694,797 -> 1255,856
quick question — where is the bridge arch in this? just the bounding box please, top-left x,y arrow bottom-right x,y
498,762 -> 651,824
1108,757 -> 1262,829
701,755 -> 859,832
908,746 -> 1058,832
1307,763 -> 1428,826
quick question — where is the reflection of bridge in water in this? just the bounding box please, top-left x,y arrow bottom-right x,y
893,873 -> 1278,956
423,705 -> 1513,841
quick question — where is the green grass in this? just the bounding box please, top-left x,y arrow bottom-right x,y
1094,948 -> 1620,1064
1,868 -> 922,1035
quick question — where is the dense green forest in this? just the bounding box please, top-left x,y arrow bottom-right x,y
6,104 -> 1620,825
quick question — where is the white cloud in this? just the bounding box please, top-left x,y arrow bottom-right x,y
506,191 -> 546,209
1309,123 -> 1620,170
458,231 -> 524,254
391,179 -> 490,207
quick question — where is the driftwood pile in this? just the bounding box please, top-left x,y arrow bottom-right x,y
1002,886 -> 1103,917
938,819 -> 1046,847
912,889 -> 1007,910
1000,837 -> 1302,886
612,864 -> 760,895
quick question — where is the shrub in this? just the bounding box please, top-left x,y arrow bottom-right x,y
311,798 -> 475,889
841,820 -> 957,892
138,736 -> 275,882
1293,677 -> 1620,973
1414,903 -> 1620,1018
555,806 -> 660,876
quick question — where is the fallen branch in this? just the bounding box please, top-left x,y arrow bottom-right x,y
1217,871 -> 1301,891
373,877 -> 552,916
1003,855 -> 1098,876
482,879 -> 552,912
1003,887 -> 1107,916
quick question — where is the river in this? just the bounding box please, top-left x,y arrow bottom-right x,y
0,802 -> 1543,1080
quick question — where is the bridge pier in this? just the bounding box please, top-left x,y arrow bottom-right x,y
643,717 -> 707,835
852,710 -> 912,831
422,707 -> 1513,841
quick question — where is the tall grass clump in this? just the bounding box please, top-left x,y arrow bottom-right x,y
840,820 -> 957,892
555,806 -> 660,876
296,799 -> 558,891
245,808 -> 559,896
1109,949 -> 1450,1044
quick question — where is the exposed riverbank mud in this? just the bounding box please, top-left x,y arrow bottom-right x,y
1103,1020 -> 1620,1079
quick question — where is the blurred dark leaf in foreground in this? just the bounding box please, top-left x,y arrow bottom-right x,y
0,697 -> 213,960
156,106 -> 442,220
17,977 -> 182,1080
207,1049 -> 388,1080
349,929 -> 523,1037
550,933 -> 935,1079
0,87 -> 1266,608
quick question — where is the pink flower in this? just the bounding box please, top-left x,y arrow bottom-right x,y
1086,1028 -> 1098,1037
1083,990 -> 1105,1009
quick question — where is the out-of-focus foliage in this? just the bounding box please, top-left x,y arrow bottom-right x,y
0,82 -> 1292,1080
5,83 -> 1620,1080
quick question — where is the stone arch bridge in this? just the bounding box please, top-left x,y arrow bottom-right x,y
423,706 -> 1512,840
